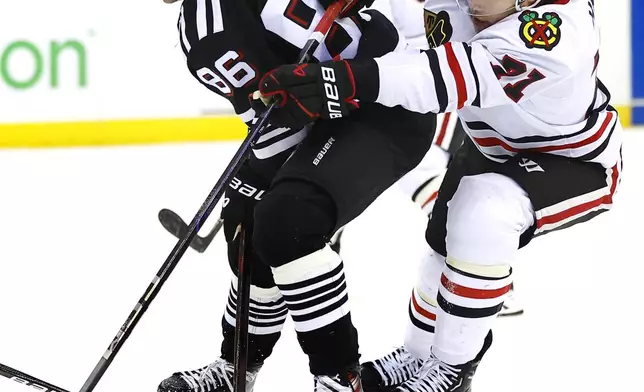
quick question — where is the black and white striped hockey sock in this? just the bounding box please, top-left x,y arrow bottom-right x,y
221,278 -> 287,366
272,245 -> 357,375
272,245 -> 349,331
224,279 -> 288,335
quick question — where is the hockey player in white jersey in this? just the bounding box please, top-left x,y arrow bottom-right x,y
256,0 -> 623,391
375,0 -> 525,317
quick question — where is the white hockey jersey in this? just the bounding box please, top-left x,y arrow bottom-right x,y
370,0 -> 621,168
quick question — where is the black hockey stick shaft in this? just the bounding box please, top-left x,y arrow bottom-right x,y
0,363 -> 69,392
78,3 -> 349,392
233,227 -> 252,392
79,122 -> 255,392
158,208 -> 223,253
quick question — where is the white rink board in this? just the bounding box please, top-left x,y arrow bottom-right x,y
0,0 -> 218,123
0,131 -> 643,392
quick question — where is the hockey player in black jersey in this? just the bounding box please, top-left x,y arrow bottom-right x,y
157,0 -> 437,391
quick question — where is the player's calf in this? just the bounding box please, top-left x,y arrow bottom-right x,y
253,180 -> 360,381
158,280 -> 286,392
433,174 -> 529,366
270,245 -> 359,376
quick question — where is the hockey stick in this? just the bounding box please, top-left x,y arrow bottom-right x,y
233,226 -> 252,392
76,3 -> 350,392
0,363 -> 69,392
158,208 -> 222,253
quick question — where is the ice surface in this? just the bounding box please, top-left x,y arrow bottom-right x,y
1,131 -> 643,392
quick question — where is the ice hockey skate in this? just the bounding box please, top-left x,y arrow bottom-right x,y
395,333 -> 492,392
361,347 -> 424,392
157,358 -> 260,392
314,366 -> 363,392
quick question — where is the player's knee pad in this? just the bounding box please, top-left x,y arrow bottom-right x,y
446,173 -> 534,266
253,180 -> 335,268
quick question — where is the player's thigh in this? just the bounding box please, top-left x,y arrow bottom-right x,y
426,144 -> 622,253
425,137 -> 497,256
497,152 -> 622,246
274,104 -> 436,229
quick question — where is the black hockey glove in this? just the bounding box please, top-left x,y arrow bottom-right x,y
255,61 -> 361,129
221,161 -> 269,242
319,0 -> 375,18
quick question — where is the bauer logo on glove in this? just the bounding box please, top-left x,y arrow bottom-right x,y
321,66 -> 345,119
253,60 -> 359,128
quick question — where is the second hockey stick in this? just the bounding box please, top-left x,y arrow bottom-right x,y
158,208 -> 222,253
232,226 -> 252,392
77,2 -> 352,392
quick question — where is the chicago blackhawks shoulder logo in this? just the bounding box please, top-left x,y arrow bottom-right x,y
425,10 -> 453,49
518,11 -> 562,51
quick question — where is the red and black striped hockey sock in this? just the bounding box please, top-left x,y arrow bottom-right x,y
432,260 -> 512,365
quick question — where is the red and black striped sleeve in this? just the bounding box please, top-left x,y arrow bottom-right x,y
350,42 -> 516,114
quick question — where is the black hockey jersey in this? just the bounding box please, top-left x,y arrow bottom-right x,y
177,0 -> 404,164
